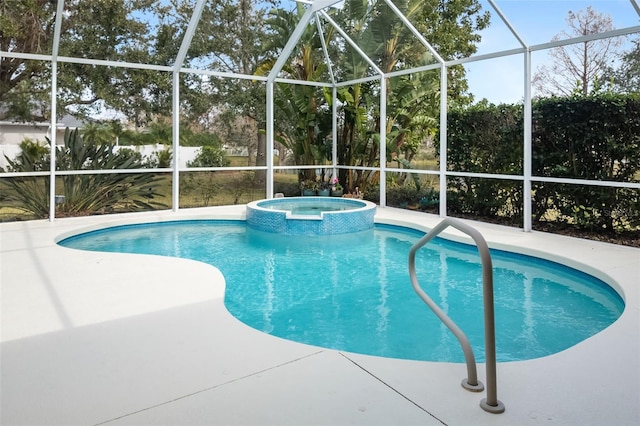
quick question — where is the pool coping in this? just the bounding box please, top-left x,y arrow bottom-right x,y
1,205 -> 639,425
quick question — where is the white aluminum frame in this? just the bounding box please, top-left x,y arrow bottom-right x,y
0,0 -> 638,230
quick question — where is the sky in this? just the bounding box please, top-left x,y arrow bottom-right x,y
465,0 -> 640,103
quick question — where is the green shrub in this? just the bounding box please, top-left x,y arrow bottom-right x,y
532,93 -> 640,232
385,183 -> 439,212
274,181 -> 301,197
145,147 -> 172,168
187,146 -> 230,168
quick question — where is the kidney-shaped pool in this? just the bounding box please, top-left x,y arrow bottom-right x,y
58,220 -> 624,363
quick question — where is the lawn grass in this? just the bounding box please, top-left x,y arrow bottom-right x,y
0,169 -> 299,221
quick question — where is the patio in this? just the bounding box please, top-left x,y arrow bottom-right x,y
1,206 -> 638,425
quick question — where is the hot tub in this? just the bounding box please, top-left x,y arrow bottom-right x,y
246,197 -> 377,235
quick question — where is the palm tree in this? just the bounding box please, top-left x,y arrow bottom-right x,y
144,120 -> 173,145
331,0 -> 439,191
81,122 -> 116,145
257,5 -> 332,182
258,0 -> 481,193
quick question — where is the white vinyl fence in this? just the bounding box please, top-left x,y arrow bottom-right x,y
0,144 -> 201,170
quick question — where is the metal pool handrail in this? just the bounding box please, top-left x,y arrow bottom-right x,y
408,217 -> 505,414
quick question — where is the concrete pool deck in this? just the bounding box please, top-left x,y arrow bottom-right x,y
1,205 -> 638,425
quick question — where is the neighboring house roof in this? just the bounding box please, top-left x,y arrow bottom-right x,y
0,103 -> 86,128
60,114 -> 86,128
0,115 -> 85,145
0,114 -> 84,128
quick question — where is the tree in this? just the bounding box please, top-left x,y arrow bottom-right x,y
143,120 -> 173,145
330,0 -> 488,191
533,7 -> 625,97
0,0 -> 162,123
606,37 -> 640,93
254,0 -> 488,191
80,122 -> 115,145
0,0 -> 56,121
410,0 -> 490,104
256,4 -> 332,182
179,0 -> 277,179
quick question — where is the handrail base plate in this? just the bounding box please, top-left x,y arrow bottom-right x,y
480,398 -> 506,414
461,378 -> 484,392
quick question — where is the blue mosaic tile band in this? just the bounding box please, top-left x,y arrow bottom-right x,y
246,197 -> 376,235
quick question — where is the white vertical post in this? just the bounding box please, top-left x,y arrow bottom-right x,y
171,0 -> 206,210
172,71 -> 180,211
266,81 -> 274,198
523,50 -> 532,232
439,65 -> 448,217
48,0 -> 66,221
332,86 -> 338,179
379,77 -> 387,207
49,62 -> 58,221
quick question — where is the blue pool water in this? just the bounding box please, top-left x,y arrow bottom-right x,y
259,199 -> 361,215
59,220 -> 624,363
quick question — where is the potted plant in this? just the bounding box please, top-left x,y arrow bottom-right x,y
300,179 -> 317,196
317,179 -> 331,196
330,177 -> 343,197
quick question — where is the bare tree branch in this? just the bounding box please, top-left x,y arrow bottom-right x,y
533,6 -> 625,97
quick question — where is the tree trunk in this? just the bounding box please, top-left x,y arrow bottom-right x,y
277,141 -> 286,166
255,121 -> 266,184
247,140 -> 256,167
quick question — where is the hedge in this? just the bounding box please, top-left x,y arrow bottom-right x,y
437,93 -> 640,234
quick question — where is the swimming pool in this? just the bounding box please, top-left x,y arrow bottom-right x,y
58,220 -> 624,363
